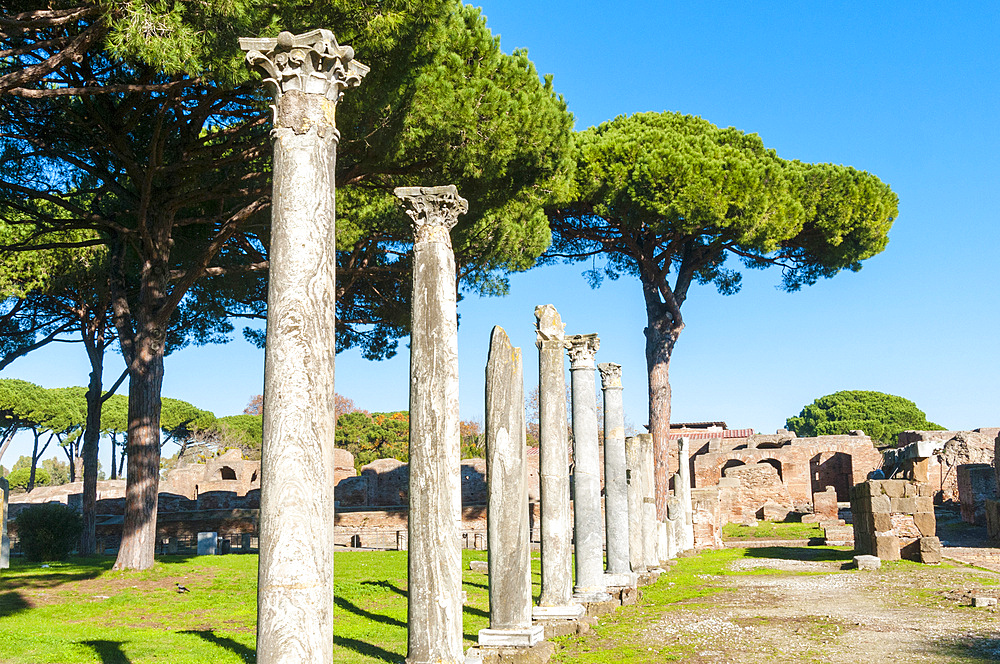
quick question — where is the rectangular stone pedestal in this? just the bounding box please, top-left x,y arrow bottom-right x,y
572,588 -> 612,603
478,624 -> 545,647
532,604 -> 585,620
197,531 -> 218,556
603,571 -> 638,588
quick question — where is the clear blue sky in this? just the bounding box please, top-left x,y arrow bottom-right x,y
3,1 -> 998,471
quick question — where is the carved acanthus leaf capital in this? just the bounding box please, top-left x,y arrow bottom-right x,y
239,30 -> 368,106
534,304 -> 565,347
393,185 -> 468,245
565,333 -> 599,368
597,362 -> 622,389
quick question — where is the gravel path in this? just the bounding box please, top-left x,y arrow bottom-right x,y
641,556 -> 1000,663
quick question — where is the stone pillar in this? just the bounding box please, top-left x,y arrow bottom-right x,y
478,327 -> 545,648
566,334 -> 611,603
395,185 -> 467,664
638,433 -> 661,571
677,436 -> 695,552
599,363 -> 635,586
239,30 -> 367,664
533,306 -> 584,620
0,477 -> 8,569
625,437 -> 645,573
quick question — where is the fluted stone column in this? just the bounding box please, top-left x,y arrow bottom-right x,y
479,327 -> 545,648
239,30 -> 366,664
0,478 -> 8,569
625,437 -> 645,574
677,436 -> 695,552
567,334 -> 611,603
533,306 -> 584,620
599,363 -> 635,587
638,433 -> 661,571
395,185 -> 467,664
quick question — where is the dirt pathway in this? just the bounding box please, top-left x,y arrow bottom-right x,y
641,556 -> 1000,663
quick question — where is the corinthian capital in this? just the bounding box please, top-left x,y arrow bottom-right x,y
565,334 -> 600,368
239,30 -> 369,104
394,185 -> 469,245
598,362 -> 622,389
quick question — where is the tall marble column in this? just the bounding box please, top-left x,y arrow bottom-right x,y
625,436 -> 645,574
599,363 -> 634,586
567,334 -> 611,603
638,433 -> 661,571
533,305 -> 584,620
677,436 -> 695,552
395,185 -> 467,664
479,327 -> 545,648
239,30 -> 366,664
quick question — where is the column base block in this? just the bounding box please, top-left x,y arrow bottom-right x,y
532,603 -> 586,620
572,588 -> 612,603
477,624 -> 545,648
603,571 -> 638,588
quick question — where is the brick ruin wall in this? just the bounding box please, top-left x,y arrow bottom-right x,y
692,432 -> 883,505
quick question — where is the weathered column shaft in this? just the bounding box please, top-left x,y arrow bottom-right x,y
625,436 -> 645,573
535,305 -> 576,610
395,185 -> 468,664
639,433 -> 660,570
479,327 -> 544,647
599,363 -> 630,576
240,30 -> 366,664
678,436 -> 695,551
567,334 -> 609,602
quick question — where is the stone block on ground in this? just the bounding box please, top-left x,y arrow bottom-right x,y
874,533 -> 900,560
854,555 -> 881,571
584,599 -> 619,618
759,501 -> 791,522
813,486 -> 839,519
467,640 -> 556,664
972,597 -> 998,608
824,525 -> 854,545
469,560 -> 489,573
196,531 -> 217,556
919,536 -> 942,564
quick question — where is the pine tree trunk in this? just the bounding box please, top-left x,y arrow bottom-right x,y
644,314 -> 680,521
112,335 -> 164,571
79,344 -> 104,556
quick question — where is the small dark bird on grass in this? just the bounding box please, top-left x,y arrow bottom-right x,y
176,583 -> 190,593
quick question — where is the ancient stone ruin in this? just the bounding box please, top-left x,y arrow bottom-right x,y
850,479 -> 940,563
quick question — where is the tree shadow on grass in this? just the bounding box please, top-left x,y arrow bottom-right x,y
0,591 -> 30,618
334,636 -> 400,662
180,629 -> 255,662
79,640 -> 132,664
3,559 -> 108,589
358,578 -> 485,638
929,634 -> 1000,661
335,596 -> 406,628
741,546 -> 855,564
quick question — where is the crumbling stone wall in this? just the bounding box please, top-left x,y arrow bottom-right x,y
958,463 -> 996,525
693,432 -> 882,504
691,480 -> 738,549
850,479 -> 939,563
723,463 -> 792,523
895,429 -> 996,502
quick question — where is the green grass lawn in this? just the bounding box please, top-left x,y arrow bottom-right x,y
0,546 -> 856,664
0,550 -> 500,664
722,521 -> 825,540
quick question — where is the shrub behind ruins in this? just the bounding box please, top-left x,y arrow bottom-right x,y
14,503 -> 83,561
